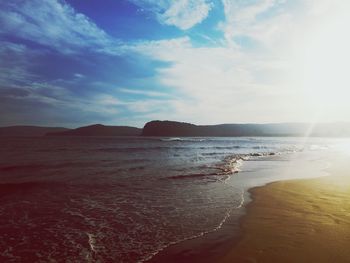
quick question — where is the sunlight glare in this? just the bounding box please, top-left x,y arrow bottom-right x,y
293,2 -> 350,119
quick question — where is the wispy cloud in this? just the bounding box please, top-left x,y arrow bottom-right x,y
220,0 -> 291,48
1,0 -> 349,126
123,99 -> 175,113
128,0 -> 350,124
0,0 -> 121,55
133,37 -> 291,124
74,73 -> 85,79
0,81 -> 121,117
0,41 -> 37,86
130,0 -> 212,30
119,88 -> 170,97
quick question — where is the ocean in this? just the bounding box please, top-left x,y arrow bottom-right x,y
0,136 -> 339,262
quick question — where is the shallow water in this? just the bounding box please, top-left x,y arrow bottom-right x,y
0,136 -> 340,262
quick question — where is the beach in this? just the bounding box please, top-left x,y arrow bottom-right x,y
220,152 -> 350,263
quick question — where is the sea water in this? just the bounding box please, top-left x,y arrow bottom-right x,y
0,136 -> 338,262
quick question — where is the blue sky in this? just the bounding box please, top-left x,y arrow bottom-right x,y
1,0 -> 349,127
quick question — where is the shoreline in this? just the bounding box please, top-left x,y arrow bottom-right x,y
147,180 -> 247,263
219,152 -> 350,262
148,150 -> 341,263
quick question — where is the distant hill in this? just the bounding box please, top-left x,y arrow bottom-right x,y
142,121 -> 350,137
0,126 -> 69,137
2,121 -> 350,137
46,124 -> 142,136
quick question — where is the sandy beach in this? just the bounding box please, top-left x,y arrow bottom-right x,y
220,153 -> 350,263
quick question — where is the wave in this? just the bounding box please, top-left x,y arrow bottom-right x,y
167,151 -> 281,182
199,146 -> 242,150
201,152 -> 226,156
168,172 -> 217,180
96,146 -> 191,152
168,155 -> 247,181
160,138 -> 206,142
97,145 -> 246,154
252,145 -> 269,149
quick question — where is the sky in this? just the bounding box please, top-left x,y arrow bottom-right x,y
0,0 -> 350,128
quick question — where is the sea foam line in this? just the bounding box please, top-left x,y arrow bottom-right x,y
141,150 -> 289,263
139,190 -> 245,263
139,155 -> 252,263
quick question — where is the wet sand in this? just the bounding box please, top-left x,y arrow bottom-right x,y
220,154 -> 350,263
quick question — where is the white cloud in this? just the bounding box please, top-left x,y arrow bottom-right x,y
123,99 -> 175,113
130,0 -> 212,30
74,73 -> 85,79
2,0 -> 350,125
222,0 -> 276,24
160,0 -> 212,30
127,0 -> 350,124
220,0 -> 292,48
132,37 -> 300,124
0,0 -> 121,54
119,88 -> 170,97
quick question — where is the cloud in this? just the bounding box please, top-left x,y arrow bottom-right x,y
0,39 -> 125,125
2,0 -> 349,126
119,88 -> 170,97
130,0 -> 212,30
0,0 -> 121,55
132,36 -> 298,124
219,0 -> 294,49
0,81 -> 121,121
74,73 -> 85,79
123,99 -> 175,113
0,41 -> 36,86
129,0 -> 350,124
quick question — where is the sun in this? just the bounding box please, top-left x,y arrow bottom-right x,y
290,1 -> 350,121
302,17 -> 350,105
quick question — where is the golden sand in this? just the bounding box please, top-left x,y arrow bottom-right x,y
220,158 -> 350,263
